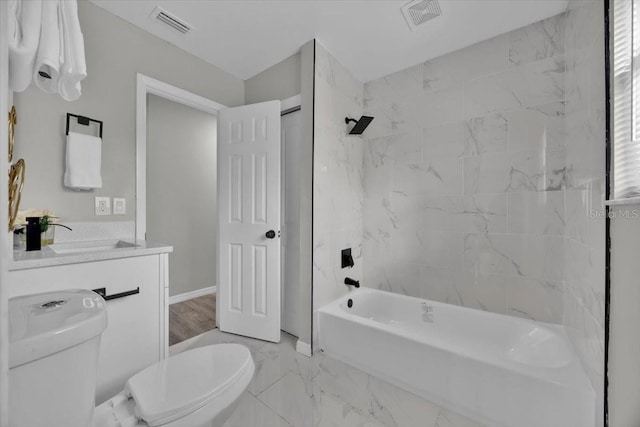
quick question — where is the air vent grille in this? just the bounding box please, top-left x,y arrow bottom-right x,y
401,0 -> 442,31
151,7 -> 191,34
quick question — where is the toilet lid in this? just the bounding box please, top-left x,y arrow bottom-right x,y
126,343 -> 252,426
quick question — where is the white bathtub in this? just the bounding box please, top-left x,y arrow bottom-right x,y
318,288 -> 595,427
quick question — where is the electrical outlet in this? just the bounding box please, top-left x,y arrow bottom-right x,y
113,198 -> 126,215
95,197 -> 111,216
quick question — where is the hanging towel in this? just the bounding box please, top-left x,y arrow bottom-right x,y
33,0 -> 62,93
58,0 -> 86,102
64,131 -> 102,190
8,0 -> 43,92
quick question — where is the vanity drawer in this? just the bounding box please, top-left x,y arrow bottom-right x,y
9,255 -> 165,404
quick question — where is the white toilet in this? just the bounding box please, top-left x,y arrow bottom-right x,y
9,289 -> 255,427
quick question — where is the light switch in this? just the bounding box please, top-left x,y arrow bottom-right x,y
113,198 -> 126,215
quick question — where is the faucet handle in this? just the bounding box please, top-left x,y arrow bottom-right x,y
344,277 -> 360,288
341,248 -> 354,268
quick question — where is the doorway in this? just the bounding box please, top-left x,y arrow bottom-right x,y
216,97 -> 302,344
146,94 -> 218,345
137,75 -> 305,349
136,74 -> 227,350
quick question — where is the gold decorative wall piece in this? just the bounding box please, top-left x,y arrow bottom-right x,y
9,159 -> 25,231
8,106 -> 16,163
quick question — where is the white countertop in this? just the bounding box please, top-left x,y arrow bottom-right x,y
10,241 -> 173,271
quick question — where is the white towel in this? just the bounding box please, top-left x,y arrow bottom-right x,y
8,0 -> 43,92
64,131 -> 102,190
58,0 -> 86,102
33,0 -> 62,93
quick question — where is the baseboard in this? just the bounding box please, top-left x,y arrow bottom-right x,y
296,339 -> 312,357
169,286 -> 216,305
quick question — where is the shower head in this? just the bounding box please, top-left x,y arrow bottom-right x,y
345,116 -> 374,135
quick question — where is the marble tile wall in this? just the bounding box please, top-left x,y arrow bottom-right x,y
362,14 -> 568,324
562,1 -> 606,425
312,43 -> 364,346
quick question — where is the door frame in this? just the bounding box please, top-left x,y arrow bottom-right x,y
281,94 -> 301,115
280,94 -> 301,339
135,73 -> 227,241
280,94 -> 312,356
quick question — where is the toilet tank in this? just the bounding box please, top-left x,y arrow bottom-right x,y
9,289 -> 108,427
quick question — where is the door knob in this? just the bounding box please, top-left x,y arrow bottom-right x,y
265,230 -> 276,239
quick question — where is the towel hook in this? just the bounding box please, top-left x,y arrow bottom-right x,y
66,113 -> 103,138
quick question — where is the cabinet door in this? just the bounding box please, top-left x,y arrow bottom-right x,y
9,256 -> 163,404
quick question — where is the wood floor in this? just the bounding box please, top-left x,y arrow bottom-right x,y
169,293 -> 217,346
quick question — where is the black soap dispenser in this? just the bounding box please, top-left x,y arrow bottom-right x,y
26,217 -> 41,251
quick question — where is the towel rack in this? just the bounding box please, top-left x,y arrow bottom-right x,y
92,287 -> 140,301
66,113 -> 103,138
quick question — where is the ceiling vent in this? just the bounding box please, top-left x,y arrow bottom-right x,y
151,7 -> 191,34
401,0 -> 442,31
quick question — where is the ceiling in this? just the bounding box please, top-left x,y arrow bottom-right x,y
90,0 -> 568,83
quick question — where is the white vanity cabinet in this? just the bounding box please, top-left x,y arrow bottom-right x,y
8,252 -> 170,404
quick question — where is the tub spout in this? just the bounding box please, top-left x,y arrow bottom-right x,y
344,277 -> 360,288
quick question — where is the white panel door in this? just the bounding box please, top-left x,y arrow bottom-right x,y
218,100 -> 281,343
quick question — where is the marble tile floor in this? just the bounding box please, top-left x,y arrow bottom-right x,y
169,329 -> 486,427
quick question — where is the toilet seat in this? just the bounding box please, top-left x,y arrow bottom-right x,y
95,343 -> 254,427
128,343 -> 252,426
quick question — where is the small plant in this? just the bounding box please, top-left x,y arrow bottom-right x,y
40,215 -> 56,233
14,208 -> 58,230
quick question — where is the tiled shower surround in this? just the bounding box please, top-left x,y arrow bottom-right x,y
563,0 -> 606,423
362,13 -> 567,323
313,42 -> 364,344
312,4 -> 605,425
358,4 -> 605,425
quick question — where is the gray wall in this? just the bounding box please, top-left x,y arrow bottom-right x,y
147,94 -> 217,297
609,205 -> 640,427
245,52 -> 301,104
13,1 -> 244,224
